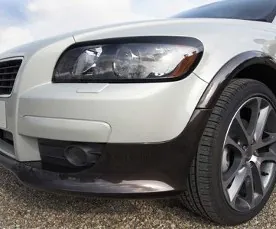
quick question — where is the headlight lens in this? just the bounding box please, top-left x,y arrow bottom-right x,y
53,37 -> 203,83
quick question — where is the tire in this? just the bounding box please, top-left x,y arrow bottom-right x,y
181,79 -> 276,225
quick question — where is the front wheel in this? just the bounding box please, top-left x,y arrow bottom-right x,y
181,79 -> 276,225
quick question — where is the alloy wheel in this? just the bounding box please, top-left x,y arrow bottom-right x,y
221,97 -> 276,212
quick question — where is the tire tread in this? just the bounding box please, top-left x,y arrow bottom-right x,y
180,79 -> 261,224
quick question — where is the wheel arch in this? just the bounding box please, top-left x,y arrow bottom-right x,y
197,51 -> 276,108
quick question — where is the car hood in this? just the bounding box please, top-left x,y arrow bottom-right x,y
0,18 -> 272,59
73,18 -> 273,42
0,19 -> 161,59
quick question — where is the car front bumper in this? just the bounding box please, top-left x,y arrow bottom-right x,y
0,39 -> 209,195
0,109 -> 211,196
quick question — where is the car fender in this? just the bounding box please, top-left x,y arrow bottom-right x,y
197,51 -> 276,108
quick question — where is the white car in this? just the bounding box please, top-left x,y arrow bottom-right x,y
1,0 -> 276,225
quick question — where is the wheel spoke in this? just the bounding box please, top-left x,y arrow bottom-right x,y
236,196 -> 251,210
227,166 -> 248,203
243,167 -> 255,209
234,112 -> 251,144
222,156 -> 244,188
255,132 -> 276,150
250,161 -> 264,195
254,104 -> 272,143
247,97 -> 262,141
258,149 -> 276,164
225,136 -> 245,157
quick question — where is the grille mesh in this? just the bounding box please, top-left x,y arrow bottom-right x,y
0,59 -> 22,95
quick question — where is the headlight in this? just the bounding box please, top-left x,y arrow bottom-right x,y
53,37 -> 203,83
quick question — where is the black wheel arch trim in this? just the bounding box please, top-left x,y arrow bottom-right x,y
197,51 -> 276,109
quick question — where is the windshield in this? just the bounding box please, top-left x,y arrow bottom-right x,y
173,0 -> 276,22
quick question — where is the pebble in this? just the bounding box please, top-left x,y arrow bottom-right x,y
0,166 -> 275,229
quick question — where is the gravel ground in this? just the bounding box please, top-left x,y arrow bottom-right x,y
0,166 -> 275,229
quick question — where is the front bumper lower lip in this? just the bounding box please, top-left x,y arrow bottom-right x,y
0,109 -> 211,196
0,152 -> 175,196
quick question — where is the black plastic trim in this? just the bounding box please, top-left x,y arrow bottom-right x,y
197,51 -> 276,108
38,140 -> 104,172
52,36 -> 204,84
0,109 -> 211,197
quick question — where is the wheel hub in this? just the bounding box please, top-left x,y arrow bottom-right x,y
245,145 -> 253,161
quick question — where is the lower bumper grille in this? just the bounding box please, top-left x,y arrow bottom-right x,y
0,130 -> 15,156
38,139 -> 104,172
0,130 -> 14,146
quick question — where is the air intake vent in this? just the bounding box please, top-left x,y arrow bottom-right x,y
0,59 -> 22,95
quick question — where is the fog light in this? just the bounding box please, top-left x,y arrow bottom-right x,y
64,145 -> 101,167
